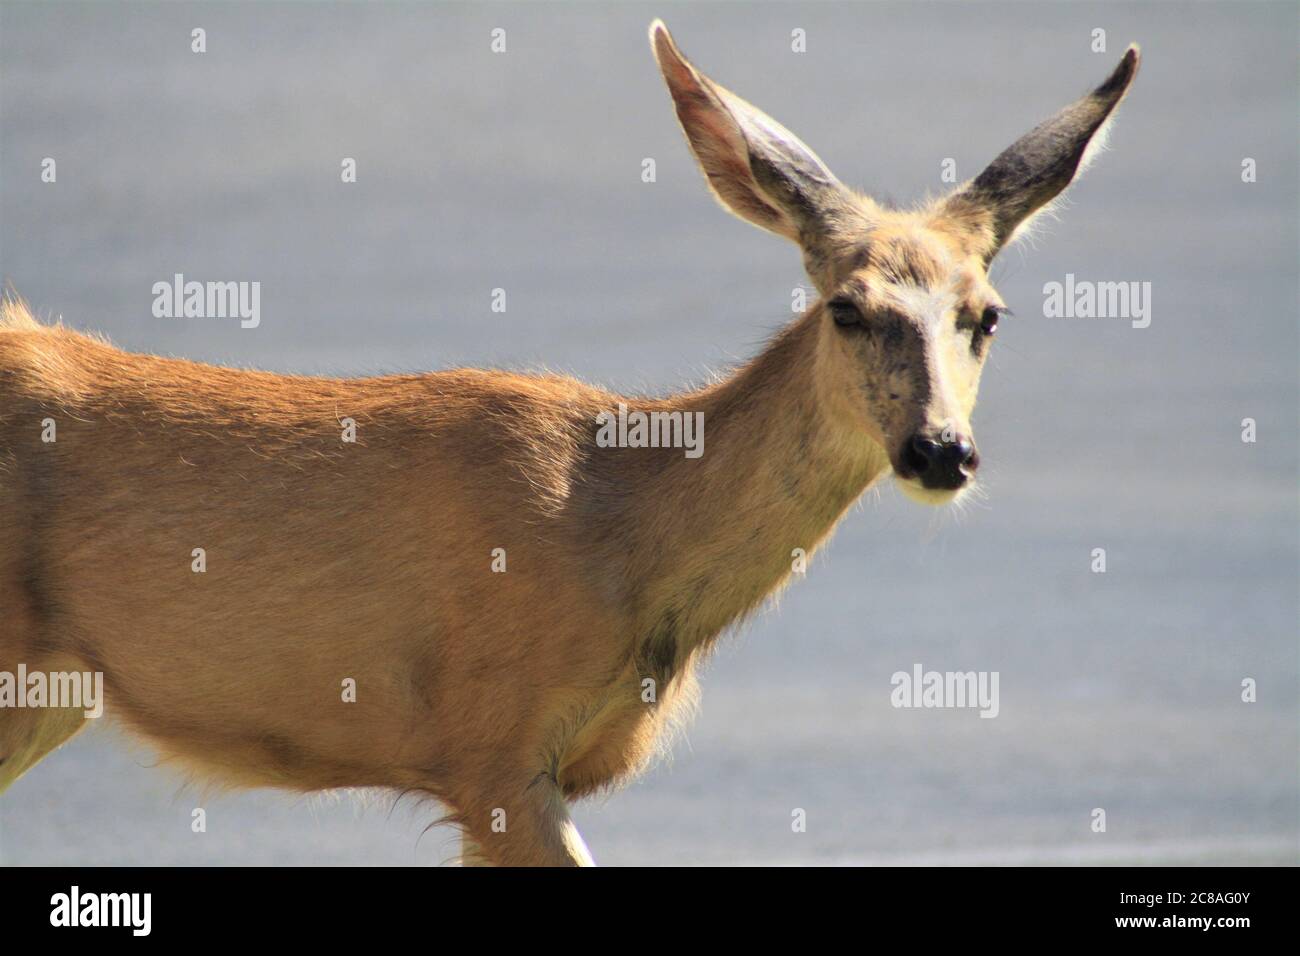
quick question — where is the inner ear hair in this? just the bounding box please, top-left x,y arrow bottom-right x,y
650,19 -> 852,246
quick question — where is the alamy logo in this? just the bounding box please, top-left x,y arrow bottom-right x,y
890,663 -> 1000,718
1042,273 -> 1151,328
0,665 -> 104,718
50,886 -> 151,936
152,273 -> 260,328
595,402 -> 704,459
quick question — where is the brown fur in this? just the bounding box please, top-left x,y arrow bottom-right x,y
0,22 -> 1137,865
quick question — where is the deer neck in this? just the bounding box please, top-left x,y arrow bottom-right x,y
623,310 -> 892,667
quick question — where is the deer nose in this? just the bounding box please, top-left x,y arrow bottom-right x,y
902,433 -> 979,489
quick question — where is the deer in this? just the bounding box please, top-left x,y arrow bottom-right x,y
0,20 -> 1138,865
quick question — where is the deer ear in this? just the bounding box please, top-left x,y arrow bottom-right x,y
649,20 -> 848,244
944,45 -> 1140,258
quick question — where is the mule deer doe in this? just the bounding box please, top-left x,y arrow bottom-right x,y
0,21 -> 1138,865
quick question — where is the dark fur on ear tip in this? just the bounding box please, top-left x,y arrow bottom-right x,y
1095,44 -> 1141,101
943,45 -> 1142,254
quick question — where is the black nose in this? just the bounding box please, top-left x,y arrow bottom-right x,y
901,433 -> 979,489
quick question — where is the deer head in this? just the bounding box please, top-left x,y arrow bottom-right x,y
650,20 -> 1138,505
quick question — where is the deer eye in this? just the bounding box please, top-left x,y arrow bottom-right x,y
980,306 -> 1005,336
829,298 -> 862,328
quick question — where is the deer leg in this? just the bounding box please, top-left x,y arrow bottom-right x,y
0,704 -> 87,795
456,772 -> 595,867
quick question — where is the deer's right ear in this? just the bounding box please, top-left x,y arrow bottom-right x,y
650,20 -> 847,245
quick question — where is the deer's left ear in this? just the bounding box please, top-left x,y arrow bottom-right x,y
943,45 -> 1140,259
649,19 -> 851,245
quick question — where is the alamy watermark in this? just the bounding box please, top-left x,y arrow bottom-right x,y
595,402 -> 704,459
1043,273 -> 1151,329
0,665 -> 104,718
50,886 -> 150,936
152,273 -> 260,328
890,663 -> 999,718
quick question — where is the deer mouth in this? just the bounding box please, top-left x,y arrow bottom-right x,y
893,472 -> 970,506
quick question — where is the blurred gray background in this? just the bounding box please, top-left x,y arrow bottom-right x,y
1,1 -> 1295,865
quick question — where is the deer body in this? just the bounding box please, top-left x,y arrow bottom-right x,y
0,21 -> 1137,865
